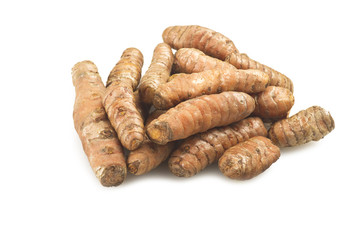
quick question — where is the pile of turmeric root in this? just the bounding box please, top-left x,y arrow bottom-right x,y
72,25 -> 335,186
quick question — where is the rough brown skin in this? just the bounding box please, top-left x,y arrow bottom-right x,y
268,106 -> 335,147
252,86 -> 295,122
103,48 -> 144,150
72,61 -> 127,187
169,117 -> 267,177
138,43 -> 174,104
127,111 -> 176,175
163,25 -> 293,92
173,48 -> 236,74
134,90 -> 150,121
225,52 -> 294,92
147,91 -> 255,145
163,25 -> 238,61
218,136 -> 280,180
153,68 -> 269,109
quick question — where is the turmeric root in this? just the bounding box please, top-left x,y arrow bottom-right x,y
218,136 -> 280,180
225,52 -> 294,92
103,48 -> 145,150
268,106 -> 335,147
153,68 -> 269,109
168,117 -> 267,177
163,25 -> 238,61
127,110 -> 176,175
72,61 -> 127,186
173,48 -> 236,74
147,91 -> 255,145
252,86 -> 295,122
138,43 -> 174,104
163,25 -> 293,92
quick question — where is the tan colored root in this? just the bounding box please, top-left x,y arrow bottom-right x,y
103,48 -> 145,150
147,92 -> 255,145
72,60 -> 127,186
163,25 -> 238,61
138,43 -> 174,104
268,106 -> 335,147
218,136 -> 280,180
168,117 -> 267,177
153,68 -> 269,109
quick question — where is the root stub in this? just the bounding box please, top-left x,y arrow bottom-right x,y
146,122 -> 173,145
96,165 -> 126,187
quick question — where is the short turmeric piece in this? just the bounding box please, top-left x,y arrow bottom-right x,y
103,48 -> 145,150
218,136 -> 281,180
138,43 -> 174,105
147,91 -> 255,145
252,86 -> 295,122
163,25 -> 293,92
268,106 -> 335,147
153,68 -> 269,109
127,110 -> 175,175
72,61 -> 127,186
168,117 -> 267,177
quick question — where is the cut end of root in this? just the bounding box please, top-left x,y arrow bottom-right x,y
218,158 -> 247,180
146,122 -> 172,145
169,159 -> 194,178
96,165 -> 126,187
153,93 -> 171,110
129,139 -> 143,151
127,160 -> 140,175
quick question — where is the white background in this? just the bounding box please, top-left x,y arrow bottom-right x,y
1,0 -> 360,239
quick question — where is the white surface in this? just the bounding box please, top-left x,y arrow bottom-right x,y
1,0 -> 360,239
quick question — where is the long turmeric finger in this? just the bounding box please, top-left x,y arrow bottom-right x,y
252,86 -> 295,122
218,136 -> 281,180
72,61 -> 127,186
103,48 -> 145,150
163,25 -> 238,61
147,91 -> 255,145
138,43 -> 174,105
173,48 -> 236,73
163,25 -> 293,92
153,68 -> 269,109
169,117 -> 267,177
268,106 -> 335,147
225,52 -> 294,92
127,110 -> 176,175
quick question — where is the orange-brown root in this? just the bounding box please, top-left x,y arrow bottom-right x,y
154,68 -> 269,109
72,60 -> 127,186
268,106 -> 335,147
103,48 -> 145,150
163,25 -> 238,61
139,43 -> 174,104
218,136 -> 280,180
147,92 -> 255,145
